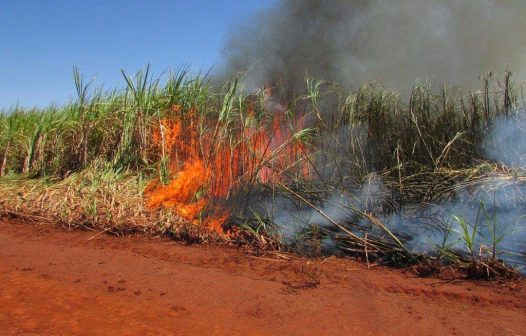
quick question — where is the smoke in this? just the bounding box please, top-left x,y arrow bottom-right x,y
274,173 -> 386,238
268,173 -> 526,270
384,178 -> 526,271
368,117 -> 526,270
225,0 -> 526,271
222,0 -> 526,92
485,110 -> 526,167
250,112 -> 526,271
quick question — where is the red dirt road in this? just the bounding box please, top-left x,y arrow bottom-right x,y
0,220 -> 525,336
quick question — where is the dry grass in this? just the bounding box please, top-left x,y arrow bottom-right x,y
0,164 -> 185,235
1,68 -> 525,279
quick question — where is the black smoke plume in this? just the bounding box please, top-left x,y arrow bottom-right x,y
221,0 -> 526,92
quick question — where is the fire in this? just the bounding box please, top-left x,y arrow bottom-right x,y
146,101 -> 311,234
147,159 -> 208,218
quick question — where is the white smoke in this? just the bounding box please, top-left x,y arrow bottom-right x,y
485,110 -> 526,167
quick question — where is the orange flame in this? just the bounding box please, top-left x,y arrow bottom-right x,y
147,159 -> 208,217
146,102 -> 311,234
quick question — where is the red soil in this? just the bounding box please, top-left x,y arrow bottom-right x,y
0,219 -> 524,336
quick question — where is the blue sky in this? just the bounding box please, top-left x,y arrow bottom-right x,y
0,0 -> 276,108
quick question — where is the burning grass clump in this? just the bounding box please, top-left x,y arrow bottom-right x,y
1,66 -> 525,279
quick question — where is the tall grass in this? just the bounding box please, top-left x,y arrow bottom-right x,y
1,67 -> 524,276
1,68 -> 518,179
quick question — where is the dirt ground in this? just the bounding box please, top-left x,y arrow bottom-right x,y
0,219 -> 524,336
